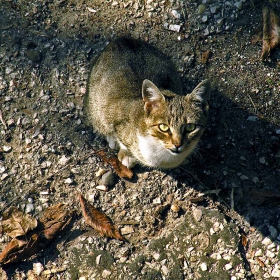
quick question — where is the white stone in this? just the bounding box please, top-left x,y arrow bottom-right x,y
58,155 -> 70,165
120,226 -> 134,235
171,10 -> 181,19
200,262 -> 208,271
225,263 -> 233,270
33,262 -> 44,275
254,249 -> 263,257
266,250 -> 275,258
210,252 -> 222,260
169,24 -> 181,32
102,270 -> 111,277
153,253 -> 161,260
272,264 -> 280,278
96,254 -> 102,265
25,203 -> 34,213
161,265 -> 169,275
64,178 -> 74,185
262,237 -> 272,246
3,146 -> 12,152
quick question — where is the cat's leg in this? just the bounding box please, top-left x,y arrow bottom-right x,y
106,135 -> 119,150
117,142 -> 137,169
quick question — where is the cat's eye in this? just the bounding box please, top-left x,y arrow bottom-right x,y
185,123 -> 196,132
158,123 -> 170,132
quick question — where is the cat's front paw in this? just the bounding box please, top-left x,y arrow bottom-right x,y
118,150 -> 137,169
106,135 -> 119,150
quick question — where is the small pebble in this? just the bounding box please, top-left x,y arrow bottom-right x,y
262,236 -> 272,246
198,4 -> 206,14
269,225 -> 278,239
59,155 -> 70,165
272,264 -> 280,278
254,249 -> 263,257
33,262 -> 44,275
200,262 -> 208,271
171,10 -> 181,19
225,263 -> 233,270
259,157 -> 266,164
169,24 -> 181,32
101,170 -> 115,186
193,208 -> 203,222
96,185 -> 108,191
64,178 -> 74,185
153,197 -> 162,204
25,203 -> 34,213
3,146 -> 12,152
247,116 -> 258,121
96,254 -> 102,265
171,204 -> 180,213
120,226 -> 134,235
102,270 -> 111,277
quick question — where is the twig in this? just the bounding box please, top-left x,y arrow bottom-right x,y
247,94 -> 257,114
0,110 -> 7,130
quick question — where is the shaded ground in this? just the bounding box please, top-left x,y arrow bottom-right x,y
0,0 -> 280,279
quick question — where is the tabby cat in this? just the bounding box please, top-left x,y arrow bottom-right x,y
85,37 -> 210,169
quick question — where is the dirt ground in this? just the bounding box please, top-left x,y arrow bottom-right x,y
1,0 -> 280,279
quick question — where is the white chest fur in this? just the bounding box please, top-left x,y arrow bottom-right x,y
136,134 -> 189,168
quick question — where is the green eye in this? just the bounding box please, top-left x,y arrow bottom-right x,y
186,123 -> 196,132
159,123 -> 170,132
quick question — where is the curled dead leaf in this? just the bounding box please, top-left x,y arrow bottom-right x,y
2,206 -> 38,238
261,6 -> 280,60
78,193 -> 126,241
96,150 -> 133,179
0,204 -> 73,265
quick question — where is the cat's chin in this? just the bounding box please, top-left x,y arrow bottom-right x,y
136,134 -> 193,168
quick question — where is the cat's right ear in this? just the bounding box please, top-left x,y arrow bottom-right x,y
142,80 -> 165,113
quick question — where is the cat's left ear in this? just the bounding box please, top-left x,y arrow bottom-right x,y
188,79 -> 210,103
142,79 -> 165,113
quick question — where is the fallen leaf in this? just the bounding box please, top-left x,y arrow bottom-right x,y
0,204 -> 73,265
241,233 -> 248,247
96,150 -> 133,179
201,50 -> 211,64
78,193 -> 126,241
2,206 -> 38,238
261,6 -> 280,60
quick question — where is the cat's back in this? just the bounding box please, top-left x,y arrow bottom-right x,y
89,37 -> 182,97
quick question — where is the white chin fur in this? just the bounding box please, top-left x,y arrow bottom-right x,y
137,134 -> 192,168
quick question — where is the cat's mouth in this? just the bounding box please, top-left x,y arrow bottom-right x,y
169,149 -> 182,154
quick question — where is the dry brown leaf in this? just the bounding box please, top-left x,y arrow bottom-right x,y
261,6 -> 280,60
0,204 -> 73,265
78,193 -> 126,241
2,207 -> 38,238
201,50 -> 211,64
241,233 -> 248,247
96,150 -> 133,179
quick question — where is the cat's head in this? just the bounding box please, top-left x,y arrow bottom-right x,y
139,79 -> 210,168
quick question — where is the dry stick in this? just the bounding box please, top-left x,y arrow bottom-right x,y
0,110 -> 8,130
247,94 -> 257,114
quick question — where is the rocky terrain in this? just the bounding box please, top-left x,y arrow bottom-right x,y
1,0 -> 280,279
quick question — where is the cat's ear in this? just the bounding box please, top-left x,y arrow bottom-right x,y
142,79 -> 165,113
188,79 -> 210,103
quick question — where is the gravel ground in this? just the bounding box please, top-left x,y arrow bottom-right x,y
1,0 -> 280,279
